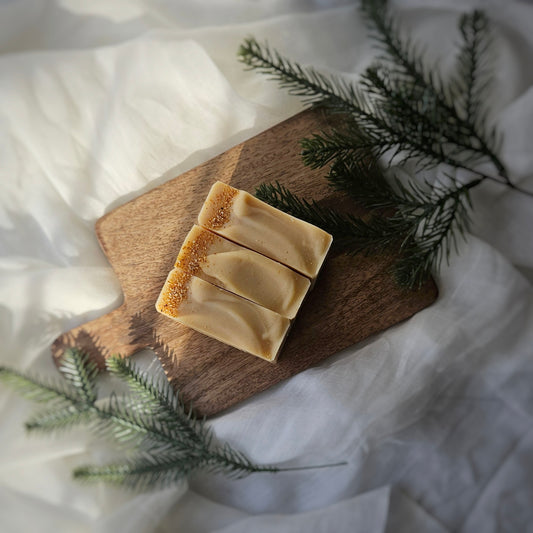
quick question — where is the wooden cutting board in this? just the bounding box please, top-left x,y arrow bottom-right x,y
51,109 -> 438,417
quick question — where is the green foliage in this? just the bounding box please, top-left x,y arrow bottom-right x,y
238,37 -> 360,113
0,349 -> 345,491
239,2 -> 532,287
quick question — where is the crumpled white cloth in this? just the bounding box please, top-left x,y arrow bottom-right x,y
1,1 -> 533,532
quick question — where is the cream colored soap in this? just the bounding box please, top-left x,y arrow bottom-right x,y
197,181 -> 333,280
175,225 -> 310,319
156,267 -> 291,362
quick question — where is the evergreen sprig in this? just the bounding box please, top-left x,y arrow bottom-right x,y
239,2 -> 533,287
0,349 -> 345,491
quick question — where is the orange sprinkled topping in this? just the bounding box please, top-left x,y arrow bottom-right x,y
205,184 -> 238,230
157,268 -> 192,317
175,227 -> 216,275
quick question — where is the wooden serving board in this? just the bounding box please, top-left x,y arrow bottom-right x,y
51,109 -> 438,417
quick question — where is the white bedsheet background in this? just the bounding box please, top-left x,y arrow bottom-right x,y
1,1 -> 532,532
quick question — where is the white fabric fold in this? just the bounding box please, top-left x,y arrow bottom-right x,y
1,1 -> 532,532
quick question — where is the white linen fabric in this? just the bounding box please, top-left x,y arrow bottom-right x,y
1,0 -> 533,532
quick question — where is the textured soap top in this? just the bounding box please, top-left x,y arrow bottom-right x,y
175,225 -> 310,319
197,181 -> 333,279
156,267 -> 291,362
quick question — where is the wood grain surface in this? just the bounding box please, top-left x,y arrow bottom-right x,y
51,109 -> 438,417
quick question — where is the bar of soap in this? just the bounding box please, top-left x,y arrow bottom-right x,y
175,225 -> 311,319
197,181 -> 333,280
156,181 -> 333,363
156,268 -> 291,362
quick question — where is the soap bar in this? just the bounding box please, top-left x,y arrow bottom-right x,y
175,225 -> 311,319
197,181 -> 333,280
156,268 -> 291,362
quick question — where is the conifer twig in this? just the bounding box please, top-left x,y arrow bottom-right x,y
239,2 -> 533,286
0,350 -> 346,491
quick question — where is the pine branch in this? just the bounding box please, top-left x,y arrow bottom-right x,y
239,33 -> 505,181
105,356 -> 204,443
238,37 -> 361,114
240,2 -> 533,286
301,129 -> 363,170
360,67 -> 471,167
25,405 -> 94,433
59,348 -> 98,404
452,10 -> 506,177
300,121 -> 386,173
455,11 -> 492,125
92,392 -> 176,451
73,454 -> 196,490
257,174 -> 477,287
0,352 -> 97,434
73,446 -> 281,490
327,156 -> 398,210
394,177 -> 477,286
0,350 -> 346,491
239,29 -> 509,179
360,3 -> 506,174
360,0 -> 442,94
0,366 -> 80,406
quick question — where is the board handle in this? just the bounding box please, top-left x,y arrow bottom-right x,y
51,305 -> 147,368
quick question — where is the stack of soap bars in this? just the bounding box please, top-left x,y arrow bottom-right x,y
156,181 -> 332,362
